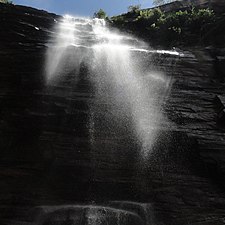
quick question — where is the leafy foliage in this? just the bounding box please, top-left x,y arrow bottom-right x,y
136,8 -> 162,25
93,9 -> 107,19
111,7 -> 216,46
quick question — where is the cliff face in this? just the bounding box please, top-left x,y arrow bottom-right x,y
1,3 -> 225,225
0,3 -> 60,180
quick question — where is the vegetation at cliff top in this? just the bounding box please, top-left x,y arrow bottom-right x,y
110,7 -> 223,46
0,0 -> 13,3
93,9 -> 107,19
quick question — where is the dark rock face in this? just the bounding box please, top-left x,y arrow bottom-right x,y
165,49 -> 225,179
214,95 -> 225,126
1,3 -> 225,225
211,0 -> 225,13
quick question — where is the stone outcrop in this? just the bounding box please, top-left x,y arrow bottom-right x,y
153,0 -> 225,13
1,3 -> 225,225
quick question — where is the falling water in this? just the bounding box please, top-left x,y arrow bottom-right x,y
45,15 -> 173,159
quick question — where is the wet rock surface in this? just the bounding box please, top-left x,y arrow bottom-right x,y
152,49 -> 225,224
0,3 -> 225,225
31,203 -> 147,225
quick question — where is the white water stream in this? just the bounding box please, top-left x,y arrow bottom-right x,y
45,15 -> 174,158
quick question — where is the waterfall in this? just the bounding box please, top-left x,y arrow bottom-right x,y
45,15 -> 172,159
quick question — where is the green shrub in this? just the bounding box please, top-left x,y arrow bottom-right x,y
190,8 -> 215,30
111,7 -> 216,46
93,9 -> 107,19
136,8 -> 162,25
156,10 -> 189,35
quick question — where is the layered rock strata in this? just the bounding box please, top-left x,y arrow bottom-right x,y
1,3 -> 225,225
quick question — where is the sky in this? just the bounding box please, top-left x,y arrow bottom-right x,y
13,0 -> 154,17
